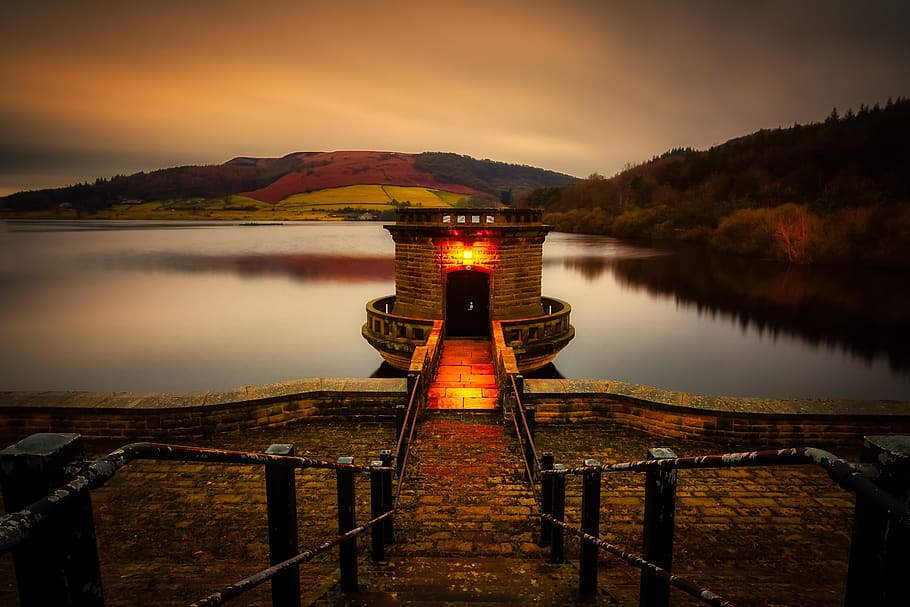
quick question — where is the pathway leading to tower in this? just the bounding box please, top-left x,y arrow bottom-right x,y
427,338 -> 498,410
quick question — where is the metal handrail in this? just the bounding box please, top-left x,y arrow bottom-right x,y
507,374 -> 541,506
545,447 -> 910,529
0,442 -> 380,553
542,514 -> 738,607
393,372 -> 423,506
189,510 -> 395,606
537,443 -> 910,606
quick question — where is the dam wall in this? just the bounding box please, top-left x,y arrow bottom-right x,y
4,376 -> 909,449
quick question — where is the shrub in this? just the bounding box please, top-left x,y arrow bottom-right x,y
771,203 -> 814,263
710,207 -> 776,257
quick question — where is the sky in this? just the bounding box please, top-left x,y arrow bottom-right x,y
1,0 -> 909,196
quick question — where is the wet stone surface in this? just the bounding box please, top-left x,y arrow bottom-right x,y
0,416 -> 858,606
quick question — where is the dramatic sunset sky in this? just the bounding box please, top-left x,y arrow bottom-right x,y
2,0 -> 909,196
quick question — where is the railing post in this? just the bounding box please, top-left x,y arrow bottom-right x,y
336,456 -> 358,592
407,373 -> 418,402
370,460 -> 386,562
395,404 -> 406,476
380,449 -> 395,544
514,374 -> 525,400
539,452 -> 554,546
395,404 -> 406,443
845,435 -> 910,607
264,443 -> 299,607
579,458 -> 602,598
551,463 -> 566,564
523,404 -> 536,484
640,447 -> 678,607
0,433 -> 104,607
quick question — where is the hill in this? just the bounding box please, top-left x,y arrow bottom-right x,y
539,97 -> 910,266
237,151 -> 475,203
1,151 -> 578,216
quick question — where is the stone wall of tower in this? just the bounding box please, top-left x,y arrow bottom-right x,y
386,218 -> 551,321
390,233 -> 443,318
491,230 -> 547,319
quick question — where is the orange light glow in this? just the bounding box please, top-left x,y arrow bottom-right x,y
439,240 -> 498,269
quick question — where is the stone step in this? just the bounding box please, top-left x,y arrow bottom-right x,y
428,339 -> 498,410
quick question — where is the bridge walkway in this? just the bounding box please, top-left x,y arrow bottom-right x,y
426,338 -> 498,411
0,334 -> 855,606
320,339 -> 614,604
330,411 -> 604,605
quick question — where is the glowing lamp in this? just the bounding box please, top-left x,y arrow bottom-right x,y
462,248 -> 474,261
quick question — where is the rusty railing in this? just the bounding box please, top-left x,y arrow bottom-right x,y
504,371 -> 910,607
0,373 -> 425,607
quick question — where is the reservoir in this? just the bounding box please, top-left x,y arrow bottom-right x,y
1,219 -> 908,400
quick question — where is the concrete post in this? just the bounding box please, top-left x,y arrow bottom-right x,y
264,443 -> 299,607
640,447 -> 678,607
369,460 -> 385,562
0,433 -> 104,607
551,463 -> 566,564
336,457 -> 358,592
406,373 -> 418,403
379,450 -> 395,543
845,435 -> 910,607
579,458 -> 602,598
539,452 -> 554,547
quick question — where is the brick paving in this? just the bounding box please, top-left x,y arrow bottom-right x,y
427,339 -> 498,410
1,414 -> 858,606
394,411 -> 535,557
328,410 -> 602,606
535,424 -> 856,607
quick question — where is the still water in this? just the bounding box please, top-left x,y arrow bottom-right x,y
1,220 -> 908,400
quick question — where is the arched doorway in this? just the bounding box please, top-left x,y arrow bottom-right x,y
446,269 -> 490,337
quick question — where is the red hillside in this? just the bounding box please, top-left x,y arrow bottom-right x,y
240,151 -> 476,204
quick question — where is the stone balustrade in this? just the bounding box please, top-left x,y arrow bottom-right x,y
499,297 -> 575,372
362,296 -> 437,370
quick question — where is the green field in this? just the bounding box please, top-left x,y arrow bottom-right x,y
6,186 -> 468,221
281,185 -> 464,208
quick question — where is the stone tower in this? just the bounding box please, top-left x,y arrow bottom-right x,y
363,208 -> 573,372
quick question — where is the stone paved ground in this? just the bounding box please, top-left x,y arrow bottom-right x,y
1,416 -> 858,606
427,339 -> 498,410
395,412 -> 535,557
535,423 -> 856,607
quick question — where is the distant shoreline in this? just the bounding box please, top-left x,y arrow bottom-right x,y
0,208 -> 376,222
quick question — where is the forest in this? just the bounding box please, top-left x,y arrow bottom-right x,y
536,98 -> 910,267
413,152 -> 578,199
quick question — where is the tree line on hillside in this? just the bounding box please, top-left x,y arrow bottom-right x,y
2,154 -> 303,213
536,98 -> 910,267
414,152 -> 578,198
2,151 -> 575,214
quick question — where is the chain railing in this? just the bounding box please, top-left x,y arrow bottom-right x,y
4,363 -> 908,607
0,371 -> 426,607
503,371 -> 910,607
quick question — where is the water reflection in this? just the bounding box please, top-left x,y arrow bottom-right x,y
3,219 -> 229,232
117,252 -> 394,283
547,238 -> 910,374
2,221 -> 909,398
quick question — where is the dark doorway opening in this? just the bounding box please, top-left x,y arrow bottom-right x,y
446,270 -> 490,337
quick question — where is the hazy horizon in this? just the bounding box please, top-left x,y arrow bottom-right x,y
2,0 -> 909,196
